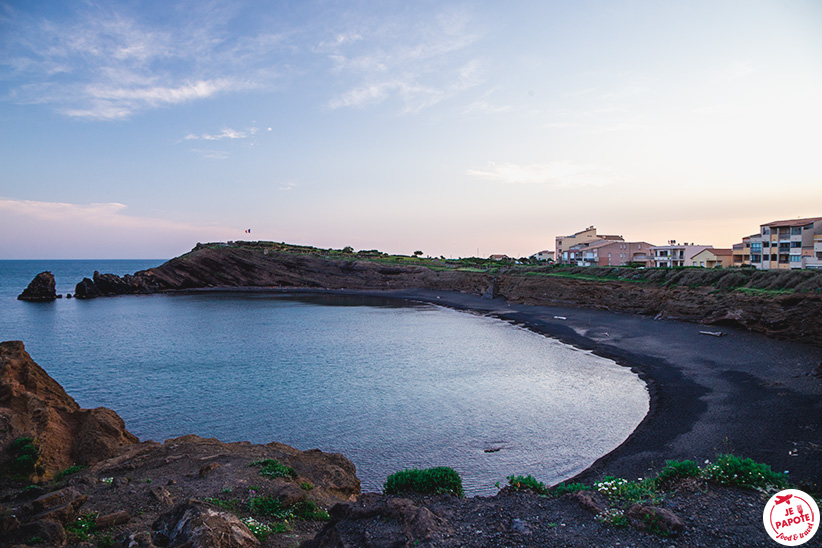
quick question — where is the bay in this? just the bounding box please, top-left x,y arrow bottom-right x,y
0,260 -> 648,495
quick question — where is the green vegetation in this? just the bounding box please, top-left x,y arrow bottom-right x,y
702,454 -> 788,490
654,459 -> 701,487
247,496 -> 292,519
241,517 -> 275,541
594,476 -> 661,505
291,500 -> 331,521
203,497 -> 241,511
250,458 -> 298,479
383,466 -> 464,497
66,513 -> 98,541
506,475 -> 549,495
6,437 -> 43,477
54,464 -> 88,481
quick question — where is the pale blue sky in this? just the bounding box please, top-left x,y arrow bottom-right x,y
2,0 -> 821,259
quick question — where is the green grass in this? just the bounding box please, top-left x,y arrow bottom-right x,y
250,458 -> 297,479
384,467 -> 464,497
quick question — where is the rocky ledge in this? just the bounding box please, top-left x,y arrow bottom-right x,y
0,341 -> 807,548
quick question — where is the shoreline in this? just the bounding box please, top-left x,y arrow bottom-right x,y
174,285 -> 822,490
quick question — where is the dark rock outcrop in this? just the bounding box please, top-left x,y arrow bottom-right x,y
74,277 -> 102,299
0,340 -> 139,478
152,499 -> 259,548
18,271 -> 57,301
306,493 -> 453,548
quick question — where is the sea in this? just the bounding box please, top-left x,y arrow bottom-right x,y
0,259 -> 649,495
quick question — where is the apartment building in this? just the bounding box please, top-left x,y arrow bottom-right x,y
531,250 -> 555,262
555,226 -> 624,264
569,240 -> 654,267
732,236 -> 751,267
690,248 -> 733,268
748,217 -> 822,270
650,241 -> 712,268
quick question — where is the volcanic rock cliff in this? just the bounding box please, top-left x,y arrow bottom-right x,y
0,341 -> 138,479
71,242 -> 822,345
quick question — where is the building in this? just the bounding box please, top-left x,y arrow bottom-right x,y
748,217 -> 822,270
650,241 -> 712,268
732,236 -> 752,267
570,240 -> 654,267
555,226 -> 624,264
489,254 -> 510,261
690,248 -> 733,268
531,250 -> 555,262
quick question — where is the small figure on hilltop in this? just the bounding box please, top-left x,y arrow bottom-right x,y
17,271 -> 57,301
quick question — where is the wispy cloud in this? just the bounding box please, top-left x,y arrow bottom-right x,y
185,127 -> 256,141
467,161 -> 618,187
1,5 -> 284,119
320,7 -> 483,113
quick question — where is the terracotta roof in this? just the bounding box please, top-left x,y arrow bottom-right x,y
762,217 -> 822,228
711,248 -> 733,256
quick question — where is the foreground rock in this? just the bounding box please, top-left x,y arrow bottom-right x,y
0,340 -> 139,478
0,341 -> 361,547
18,271 -> 57,301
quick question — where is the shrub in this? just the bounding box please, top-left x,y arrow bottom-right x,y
247,496 -> 291,519
506,475 -> 548,495
7,437 -> 42,477
291,500 -> 330,521
66,513 -> 98,541
701,454 -> 788,490
383,467 -> 464,497
250,459 -> 297,479
654,459 -> 701,486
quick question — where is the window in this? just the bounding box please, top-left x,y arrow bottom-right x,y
751,242 -> 762,252
792,227 -> 802,235
763,241 -> 770,248
790,255 -> 801,263
763,227 -> 770,235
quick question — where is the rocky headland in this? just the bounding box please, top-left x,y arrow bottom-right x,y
66,241 -> 822,344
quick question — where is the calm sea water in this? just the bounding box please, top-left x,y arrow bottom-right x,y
0,260 -> 648,495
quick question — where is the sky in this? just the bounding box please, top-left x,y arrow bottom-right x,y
1,0 -> 821,259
